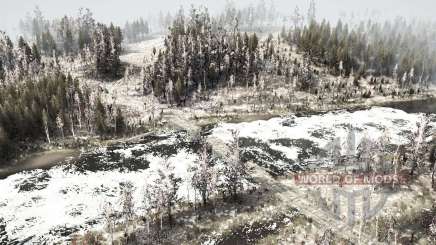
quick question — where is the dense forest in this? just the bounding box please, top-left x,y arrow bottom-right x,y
144,6 -> 349,105
282,18 -> 436,87
0,29 -> 125,163
0,70 -> 126,162
144,7 -> 263,105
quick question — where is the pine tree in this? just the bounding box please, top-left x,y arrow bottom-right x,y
94,96 -> 107,136
307,0 -> 316,24
115,107 -> 125,136
0,125 -> 11,161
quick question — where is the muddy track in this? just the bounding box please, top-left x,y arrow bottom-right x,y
252,166 -> 376,244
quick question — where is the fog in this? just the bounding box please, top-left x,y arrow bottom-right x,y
1,0 -> 436,37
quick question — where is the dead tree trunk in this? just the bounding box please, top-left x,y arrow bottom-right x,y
430,145 -> 436,189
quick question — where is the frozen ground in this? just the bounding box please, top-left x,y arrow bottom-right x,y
0,107 -> 434,243
0,132 -> 203,243
120,36 -> 165,67
76,36 -> 436,136
210,107 -> 435,174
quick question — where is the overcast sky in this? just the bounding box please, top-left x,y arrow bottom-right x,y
1,0 -> 436,37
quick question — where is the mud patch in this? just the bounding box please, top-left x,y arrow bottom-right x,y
270,138 -> 327,161
64,150 -> 150,173
49,225 -> 81,238
239,137 -> 297,175
15,171 -> 51,192
310,128 -> 335,139
363,122 -> 386,131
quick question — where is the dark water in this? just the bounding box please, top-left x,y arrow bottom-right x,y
0,150 -> 79,179
379,98 -> 436,114
2,99 -> 434,180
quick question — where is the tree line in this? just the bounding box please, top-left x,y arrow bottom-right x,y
20,7 -> 95,56
124,18 -> 150,43
282,18 -> 436,87
0,31 -> 126,163
216,0 -> 280,32
156,0 -> 280,34
19,7 -> 123,79
0,71 -> 127,162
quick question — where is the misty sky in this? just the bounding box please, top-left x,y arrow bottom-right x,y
1,0 -> 436,37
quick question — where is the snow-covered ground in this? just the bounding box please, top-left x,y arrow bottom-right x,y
211,107 -> 435,173
120,36 -> 165,67
0,132 -> 202,243
0,107 -> 434,243
212,107 -> 428,147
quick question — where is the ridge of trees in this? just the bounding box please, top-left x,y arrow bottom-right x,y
282,18 -> 436,86
19,7 -> 123,79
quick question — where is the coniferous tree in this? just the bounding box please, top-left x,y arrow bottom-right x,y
146,6 -> 261,105
284,18 -> 436,82
115,107 -> 125,136
94,96 -> 107,136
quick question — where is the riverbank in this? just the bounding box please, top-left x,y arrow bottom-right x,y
0,149 -> 79,179
2,92 -> 434,179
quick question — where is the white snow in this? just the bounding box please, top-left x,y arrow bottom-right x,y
210,107 -> 426,158
0,149 -> 198,243
0,107 -> 433,243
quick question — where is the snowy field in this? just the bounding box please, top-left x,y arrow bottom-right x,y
211,107 -> 435,174
0,107 -> 435,243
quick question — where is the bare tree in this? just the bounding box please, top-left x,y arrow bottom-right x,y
151,160 -> 182,228
429,217 -> 436,243
316,228 -> 334,245
429,144 -> 436,189
378,129 -> 392,172
102,201 -> 116,245
120,182 -> 135,236
343,125 -> 356,159
357,133 -> 378,172
410,115 -> 430,176
190,145 -> 218,207
326,137 -> 342,165
222,130 -> 248,200
56,113 -> 64,139
166,79 -> 174,105
42,109 -> 51,144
